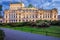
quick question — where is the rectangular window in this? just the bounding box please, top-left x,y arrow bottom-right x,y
33,15 -> 34,18
14,20 -> 15,22
19,20 -> 21,22
48,14 -> 49,18
14,16 -> 15,18
6,20 -> 7,23
26,15 -> 28,18
50,13 -> 52,18
19,16 -> 20,18
36,15 -> 37,18
54,15 -> 56,18
48,15 -> 49,18
16,20 -> 17,22
16,16 -> 17,18
6,15 -> 7,18
43,13 -> 47,18
40,16 -> 41,18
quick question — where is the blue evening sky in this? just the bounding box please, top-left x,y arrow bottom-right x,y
0,0 -> 60,15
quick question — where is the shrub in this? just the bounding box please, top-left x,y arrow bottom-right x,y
0,30 -> 5,40
2,23 -> 8,26
0,23 -> 9,27
36,20 -> 50,28
7,22 -> 31,27
36,20 -> 44,23
50,20 -> 60,26
7,23 -> 19,27
37,22 -> 50,28
28,22 -> 37,27
0,20 -> 51,28
57,20 -> 60,26
0,23 -> 3,26
20,22 -> 30,26
17,22 -> 29,27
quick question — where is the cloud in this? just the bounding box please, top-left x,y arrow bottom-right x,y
2,5 -> 9,11
1,0 -> 60,15
0,0 -> 2,5
57,10 -> 60,14
52,0 -> 60,2
2,0 -> 12,1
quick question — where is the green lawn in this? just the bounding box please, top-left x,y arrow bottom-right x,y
0,26 -> 60,37
2,26 -> 60,37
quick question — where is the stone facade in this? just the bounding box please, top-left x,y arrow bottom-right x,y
4,3 -> 58,23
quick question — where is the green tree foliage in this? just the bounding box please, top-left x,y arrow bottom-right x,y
0,15 -> 3,18
0,5 -> 3,18
51,20 -> 60,26
0,30 -> 5,40
0,5 -> 2,11
1,20 -> 60,28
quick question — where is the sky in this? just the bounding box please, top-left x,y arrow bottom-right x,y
0,0 -> 60,15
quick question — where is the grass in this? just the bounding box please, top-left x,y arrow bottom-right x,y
0,26 -> 60,37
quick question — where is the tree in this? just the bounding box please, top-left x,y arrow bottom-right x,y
0,5 -> 2,18
0,30 -> 5,40
0,11 -> 3,18
0,5 -> 2,11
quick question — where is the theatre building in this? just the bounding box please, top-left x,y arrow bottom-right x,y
4,3 -> 58,23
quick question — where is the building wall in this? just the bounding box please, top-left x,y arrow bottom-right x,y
4,4 -> 58,23
52,9 -> 58,20
10,3 -> 25,10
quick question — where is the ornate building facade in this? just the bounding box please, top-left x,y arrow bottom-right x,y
4,3 -> 58,23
